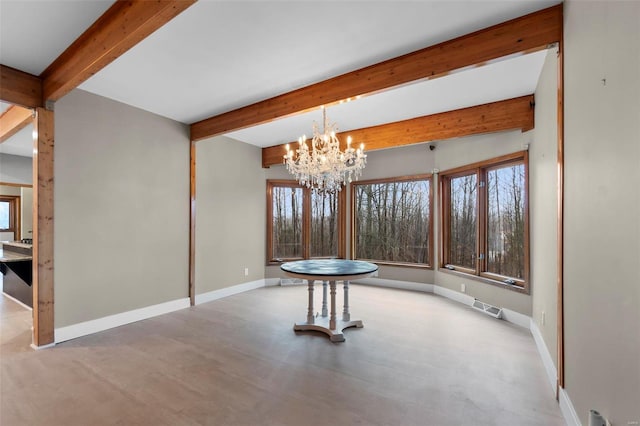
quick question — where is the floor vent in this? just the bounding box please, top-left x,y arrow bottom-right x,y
280,278 -> 305,286
472,299 -> 503,319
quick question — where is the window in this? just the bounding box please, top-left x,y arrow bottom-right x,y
351,174 -> 433,267
440,151 -> 529,291
267,180 -> 345,263
0,196 -> 18,233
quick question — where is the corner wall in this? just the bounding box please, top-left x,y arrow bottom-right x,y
0,153 -> 32,184
195,135 -> 265,295
530,49 -> 559,368
564,1 -> 640,424
54,89 -> 190,327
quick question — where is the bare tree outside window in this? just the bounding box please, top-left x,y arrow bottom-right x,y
449,174 -> 477,269
267,180 -> 345,262
353,176 -> 432,265
486,163 -> 526,279
310,191 -> 339,257
440,151 -> 529,291
271,186 -> 303,259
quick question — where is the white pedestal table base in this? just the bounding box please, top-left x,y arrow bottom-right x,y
280,260 -> 378,343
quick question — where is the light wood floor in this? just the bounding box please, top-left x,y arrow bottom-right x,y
1,285 -> 564,426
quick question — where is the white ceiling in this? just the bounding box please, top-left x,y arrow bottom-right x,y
0,0 -> 559,156
0,0 -> 114,75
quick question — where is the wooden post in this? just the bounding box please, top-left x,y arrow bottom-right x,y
556,28 -> 565,393
32,107 -> 55,347
189,140 -> 196,306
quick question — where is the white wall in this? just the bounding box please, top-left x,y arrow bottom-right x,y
564,1 -> 640,424
0,185 -> 21,196
0,153 -> 32,184
531,49 -> 559,367
195,135 -> 265,294
20,186 -> 33,240
54,89 -> 190,327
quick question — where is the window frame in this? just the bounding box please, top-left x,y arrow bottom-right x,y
439,151 -> 530,292
266,179 -> 346,264
0,195 -> 20,237
350,173 -> 434,269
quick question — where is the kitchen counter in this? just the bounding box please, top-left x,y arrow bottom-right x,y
0,247 -> 33,262
2,241 -> 33,250
1,241 -> 33,259
1,242 -> 33,307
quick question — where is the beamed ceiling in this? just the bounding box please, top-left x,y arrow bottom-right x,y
0,0 -> 561,159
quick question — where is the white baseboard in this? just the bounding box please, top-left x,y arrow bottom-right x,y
54,279 -> 274,344
559,386 -> 581,426
55,298 -> 190,344
531,323 -> 582,426
501,308 -> 531,329
195,279 -> 267,305
353,277 -> 433,293
530,320 -> 558,394
433,285 -> 475,306
30,342 -> 55,350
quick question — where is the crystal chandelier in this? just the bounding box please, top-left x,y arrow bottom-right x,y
283,107 -> 367,192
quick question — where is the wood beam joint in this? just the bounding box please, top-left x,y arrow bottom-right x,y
40,0 -> 196,102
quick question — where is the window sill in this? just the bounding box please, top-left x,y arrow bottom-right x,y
437,267 -> 529,294
355,259 -> 433,270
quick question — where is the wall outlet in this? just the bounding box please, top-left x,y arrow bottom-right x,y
244,267 -> 249,276
541,311 -> 546,326
461,283 -> 466,293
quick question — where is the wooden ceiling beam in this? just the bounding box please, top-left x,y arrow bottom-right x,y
0,65 -> 43,108
40,0 -> 196,103
261,95 -> 534,168
192,4 -> 560,142
0,105 -> 33,143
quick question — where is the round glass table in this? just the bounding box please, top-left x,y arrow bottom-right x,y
281,259 -> 378,342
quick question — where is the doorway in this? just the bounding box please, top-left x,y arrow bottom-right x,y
0,101 -> 36,348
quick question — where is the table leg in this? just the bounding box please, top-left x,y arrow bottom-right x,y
343,280 -> 350,321
329,280 -> 337,330
306,279 -> 315,324
322,281 -> 328,317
